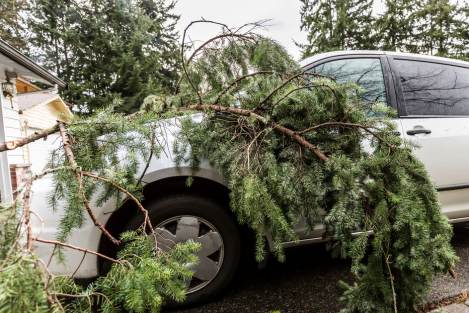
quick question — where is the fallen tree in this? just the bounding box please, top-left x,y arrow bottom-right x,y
0,20 -> 458,313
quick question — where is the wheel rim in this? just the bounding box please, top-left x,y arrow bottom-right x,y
154,215 -> 224,293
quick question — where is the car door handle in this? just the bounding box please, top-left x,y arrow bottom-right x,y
406,129 -> 432,135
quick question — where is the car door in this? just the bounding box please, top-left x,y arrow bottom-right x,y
390,57 -> 469,220
289,56 -> 394,242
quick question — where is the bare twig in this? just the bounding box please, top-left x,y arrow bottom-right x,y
256,71 -> 307,109
385,254 -> 398,313
23,179 -> 33,250
187,33 -> 255,65
81,171 -> 155,234
33,237 -> 121,264
72,251 -> 87,277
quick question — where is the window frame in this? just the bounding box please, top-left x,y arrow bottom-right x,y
387,55 -> 469,118
303,54 -> 397,112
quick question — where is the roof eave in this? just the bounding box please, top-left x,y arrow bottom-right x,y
0,40 -> 66,88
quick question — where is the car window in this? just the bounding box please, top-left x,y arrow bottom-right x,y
311,58 -> 387,103
394,59 -> 469,116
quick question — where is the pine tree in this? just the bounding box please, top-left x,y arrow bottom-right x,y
414,0 -> 467,56
28,0 -> 180,113
451,1 -> 469,58
0,0 -> 30,51
375,0 -> 417,52
299,0 -> 375,57
28,0 -> 75,85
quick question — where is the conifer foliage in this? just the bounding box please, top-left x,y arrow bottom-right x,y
0,21 -> 459,312
299,0 -> 469,59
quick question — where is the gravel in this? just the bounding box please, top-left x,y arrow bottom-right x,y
170,224 -> 469,313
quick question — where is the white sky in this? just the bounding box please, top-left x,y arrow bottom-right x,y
174,0 -> 386,61
174,0 -> 307,61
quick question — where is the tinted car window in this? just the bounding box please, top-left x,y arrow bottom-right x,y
394,59 -> 469,116
312,58 -> 387,103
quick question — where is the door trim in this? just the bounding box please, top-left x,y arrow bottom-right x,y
437,184 -> 469,192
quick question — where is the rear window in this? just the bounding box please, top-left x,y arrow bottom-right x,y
394,59 -> 469,116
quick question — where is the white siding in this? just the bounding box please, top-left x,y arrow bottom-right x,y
21,102 -> 64,130
2,94 -> 25,165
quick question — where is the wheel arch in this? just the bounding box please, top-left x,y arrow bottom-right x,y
97,169 -> 252,273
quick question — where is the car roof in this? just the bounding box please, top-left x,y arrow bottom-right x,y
300,50 -> 469,68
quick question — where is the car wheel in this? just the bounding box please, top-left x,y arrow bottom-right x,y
124,194 -> 241,307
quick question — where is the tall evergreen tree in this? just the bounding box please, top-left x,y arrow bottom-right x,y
415,0 -> 467,56
451,1 -> 469,58
299,0 -> 374,57
0,0 -> 30,51
29,0 -> 179,113
375,0 -> 417,52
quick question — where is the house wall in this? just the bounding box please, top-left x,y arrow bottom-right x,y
3,93 -> 25,164
21,101 -> 66,130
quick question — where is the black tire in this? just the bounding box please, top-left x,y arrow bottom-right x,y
124,194 -> 241,307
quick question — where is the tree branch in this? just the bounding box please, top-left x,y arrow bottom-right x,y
81,171 -> 155,234
213,71 -> 274,104
0,124 -> 59,152
58,122 -> 120,245
33,237 -> 121,264
298,121 -> 395,149
185,104 -> 329,161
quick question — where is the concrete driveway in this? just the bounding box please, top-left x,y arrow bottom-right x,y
171,223 -> 469,313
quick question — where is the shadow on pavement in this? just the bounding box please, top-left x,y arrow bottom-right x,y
171,223 -> 469,313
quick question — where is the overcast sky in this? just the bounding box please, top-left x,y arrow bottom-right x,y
174,1 -> 386,61
174,0 -> 307,61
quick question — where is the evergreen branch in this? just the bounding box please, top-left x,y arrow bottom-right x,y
257,71 -> 306,108
0,124 -> 59,152
81,171 -> 155,235
137,127 -> 156,186
213,71 -> 274,104
255,71 -> 330,111
272,82 -> 338,107
178,19 -> 227,103
58,122 -> 121,246
298,121 -> 396,149
185,104 -> 329,161
32,237 -> 121,264
186,33 -> 256,66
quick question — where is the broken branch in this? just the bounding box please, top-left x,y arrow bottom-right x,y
57,122 -> 120,245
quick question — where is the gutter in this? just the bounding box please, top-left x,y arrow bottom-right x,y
0,40 -> 66,88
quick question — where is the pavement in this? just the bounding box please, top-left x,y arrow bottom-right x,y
170,223 -> 469,313
431,302 -> 469,313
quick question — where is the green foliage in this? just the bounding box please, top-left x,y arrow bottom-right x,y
49,106 -> 160,242
0,0 -> 29,51
170,34 -> 457,311
0,254 -> 51,313
414,0 -> 469,56
0,230 -> 198,313
0,203 -> 19,259
96,232 -> 200,313
0,17 -> 461,312
299,0 -> 375,56
27,0 -> 179,112
299,0 -> 469,58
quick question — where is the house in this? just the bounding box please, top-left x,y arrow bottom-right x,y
0,39 -> 66,203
